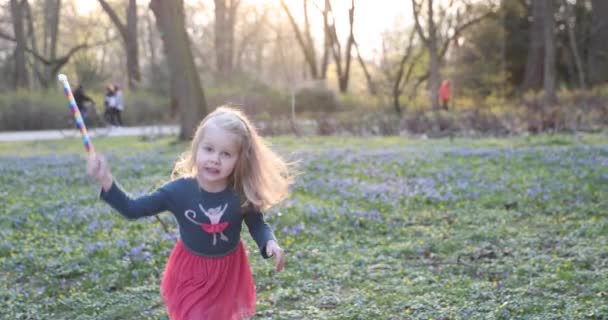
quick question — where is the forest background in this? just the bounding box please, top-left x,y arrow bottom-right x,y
0,0 -> 607,139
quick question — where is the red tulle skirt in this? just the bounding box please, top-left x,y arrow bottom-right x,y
161,240 -> 256,320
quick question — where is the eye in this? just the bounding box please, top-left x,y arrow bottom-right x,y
203,145 -> 213,152
220,151 -> 231,158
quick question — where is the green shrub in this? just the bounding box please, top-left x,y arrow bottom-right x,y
0,90 -> 170,130
0,90 -> 66,130
206,82 -> 289,117
295,86 -> 340,114
1,83 -> 607,136
122,91 -> 171,125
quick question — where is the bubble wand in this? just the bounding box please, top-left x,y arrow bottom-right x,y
57,74 -> 94,153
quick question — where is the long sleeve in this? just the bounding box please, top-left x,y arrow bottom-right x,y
244,211 -> 276,259
100,181 -> 170,220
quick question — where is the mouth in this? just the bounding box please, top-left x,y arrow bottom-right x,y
204,167 -> 221,175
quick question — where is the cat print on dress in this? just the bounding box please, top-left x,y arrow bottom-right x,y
184,203 -> 229,245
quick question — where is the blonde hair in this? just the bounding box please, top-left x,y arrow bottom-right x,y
172,106 -> 293,210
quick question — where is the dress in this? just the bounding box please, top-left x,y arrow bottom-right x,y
100,178 -> 275,320
161,240 -> 255,320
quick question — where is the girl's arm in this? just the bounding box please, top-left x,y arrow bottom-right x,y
87,153 -> 170,219
244,211 -> 285,272
100,182 -> 170,220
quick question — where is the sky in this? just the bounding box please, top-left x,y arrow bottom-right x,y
75,0 -> 411,58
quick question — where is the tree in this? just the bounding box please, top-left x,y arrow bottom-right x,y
379,27 -> 424,115
449,5 -> 507,99
543,0 -> 556,105
353,39 -> 377,95
149,0 -> 208,140
233,3 -> 269,73
9,0 -> 28,88
280,0 -> 322,79
41,0 -> 61,87
412,0 -> 440,110
2,35 -> 112,85
23,0 -> 40,88
522,0 -> 544,91
521,0 -> 557,102
325,0 -> 355,93
501,0 -> 530,89
412,0 -> 495,110
588,0 -> 608,85
4,0 -> 119,89
98,0 -> 141,90
562,0 -> 586,89
214,0 -> 239,80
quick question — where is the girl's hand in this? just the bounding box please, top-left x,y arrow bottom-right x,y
87,153 -> 113,191
265,240 -> 285,272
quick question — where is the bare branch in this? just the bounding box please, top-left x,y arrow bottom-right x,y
279,0 -> 318,78
394,27 -> 419,96
98,0 -> 127,40
0,30 -> 117,66
438,7 -> 497,59
411,0 -> 429,44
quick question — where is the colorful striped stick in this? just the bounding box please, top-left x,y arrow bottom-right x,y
57,74 -> 94,153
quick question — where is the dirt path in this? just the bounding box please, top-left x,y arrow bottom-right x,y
0,125 -> 179,142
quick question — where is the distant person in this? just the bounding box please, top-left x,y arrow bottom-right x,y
439,80 -> 452,110
104,84 -> 119,126
113,84 -> 124,126
86,106 -> 291,319
73,85 -> 94,117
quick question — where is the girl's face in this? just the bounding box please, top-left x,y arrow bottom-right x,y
195,123 -> 240,192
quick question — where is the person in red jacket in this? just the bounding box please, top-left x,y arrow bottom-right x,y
439,80 -> 452,110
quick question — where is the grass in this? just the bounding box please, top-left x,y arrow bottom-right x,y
1,133 -> 607,319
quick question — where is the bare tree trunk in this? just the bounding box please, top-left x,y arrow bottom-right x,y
254,42 -> 263,74
543,0 -> 556,105
41,0 -> 61,88
392,53 -> 406,115
215,0 -> 226,76
43,0 -> 60,59
522,0 -> 544,91
43,0 -> 50,56
588,0 -> 608,85
23,0 -> 39,88
274,22 -> 299,135
214,0 -> 239,80
146,10 -> 157,69
320,0 -> 330,79
354,40 -> 376,95
10,0 -> 28,89
98,0 -> 141,90
150,0 -> 208,140
427,1 -> 440,111
338,0 -> 355,92
234,6 -> 267,72
326,0 -> 355,93
412,0 -> 440,110
410,0 -> 495,130
215,0 -> 240,80
280,0 -> 319,79
227,1 -> 238,75
563,0 -> 585,89
100,28 -> 111,76
126,0 -> 140,89
389,28 -> 418,115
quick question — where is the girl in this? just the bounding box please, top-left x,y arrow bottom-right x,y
87,106 -> 292,320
